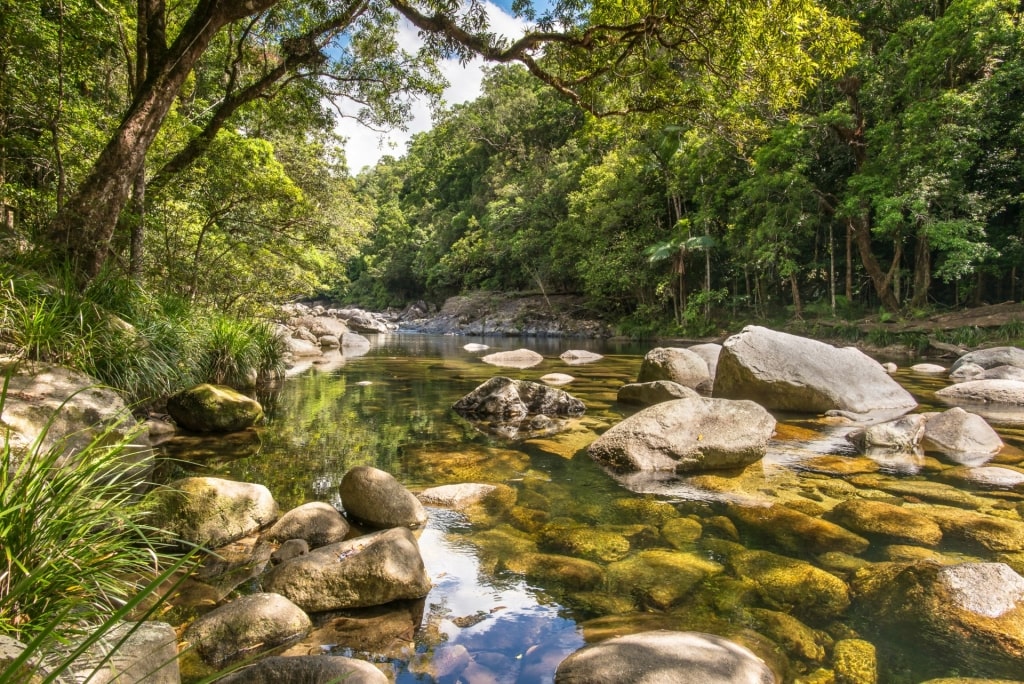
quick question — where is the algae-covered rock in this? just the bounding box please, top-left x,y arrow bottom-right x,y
827,499 -> 942,547
607,550 -> 723,610
937,465 -> 1024,490
746,608 -> 830,663
727,503 -> 870,556
184,593 -> 311,667
152,476 -> 279,548
832,639 -> 877,684
540,521 -> 631,562
729,549 -> 851,620
662,517 -> 704,549
503,552 -> 605,590
924,506 -> 1024,552
167,383 -> 263,433
612,497 -> 681,525
848,475 -> 988,509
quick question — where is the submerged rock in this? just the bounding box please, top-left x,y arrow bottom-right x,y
503,552 -> 605,590
728,549 -> 851,620
637,347 -> 712,391
713,326 -> 917,418
587,397 -> 776,472
827,499 -> 942,546
167,383 -> 263,433
480,348 -> 544,368
554,630 -> 775,684
606,550 -> 723,609
727,503 -> 870,555
832,639 -> 878,684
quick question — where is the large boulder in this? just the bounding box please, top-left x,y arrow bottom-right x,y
713,326 -> 917,418
936,379 -> 1024,406
847,414 -> 927,453
287,314 -> 349,339
923,407 -> 1003,462
689,343 -> 723,381
587,397 -> 776,472
166,384 -> 263,433
261,501 -> 350,549
617,380 -> 700,406
554,630 -> 775,684
0,360 -> 146,462
183,592 -> 311,667
262,527 -> 432,612
637,347 -> 712,391
152,476 -> 279,548
951,347 -> 1024,373
852,562 -> 1024,678
217,656 -> 388,684
452,376 -> 585,420
339,466 -> 427,529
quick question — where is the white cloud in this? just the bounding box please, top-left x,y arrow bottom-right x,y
336,2 -> 529,174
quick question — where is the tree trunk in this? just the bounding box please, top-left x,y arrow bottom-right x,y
847,213 -> 900,312
46,0 -> 277,282
911,230 -> 930,309
789,272 -> 802,318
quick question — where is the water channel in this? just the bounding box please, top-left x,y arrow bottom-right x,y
158,334 -> 1024,683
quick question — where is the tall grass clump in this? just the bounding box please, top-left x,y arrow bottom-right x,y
196,315 -> 285,389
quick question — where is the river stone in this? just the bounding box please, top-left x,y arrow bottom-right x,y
827,499 -> 942,546
936,379 -> 1024,406
0,360 -> 146,462
950,362 -> 987,383
554,630 -> 775,684
746,608 -> 829,662
341,332 -> 371,352
452,376 -> 585,420
339,465 -> 427,529
503,552 -> 605,590
540,373 -> 575,385
560,349 -> 604,364
540,521 -> 632,562
728,549 -> 851,619
184,592 -> 311,667
848,475 -> 989,509
153,476 -> 278,548
617,380 -> 700,406
713,326 -> 918,418
661,517 -> 704,548
262,527 -> 431,612
217,655 -> 387,684
262,501 -> 350,548
951,346 -> 1024,373
852,562 -> 1024,678
288,314 -> 349,339
985,365 -> 1024,382
167,383 -> 263,433
923,407 -> 1003,462
70,621 -> 179,684
417,483 -> 499,509
912,363 -> 948,374
318,334 -> 340,349
689,343 -> 723,381
607,550 -> 723,609
283,336 -> 322,357
938,465 -> 1024,490
727,503 -> 870,555
587,397 -> 776,472
847,414 -> 926,453
637,347 -> 712,391
480,348 -> 544,368
832,639 -> 877,684
924,505 -> 1024,552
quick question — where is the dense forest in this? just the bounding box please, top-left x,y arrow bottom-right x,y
1,0 -> 1022,345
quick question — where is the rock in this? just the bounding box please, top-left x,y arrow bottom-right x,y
985,365 -> 1024,382
746,608 -> 829,662
560,349 -> 604,365
216,656 -> 387,684
0,360 -> 146,462
728,549 -> 851,619
417,483 -> 499,509
832,638 -> 877,684
480,348 -> 544,368
166,384 -> 263,433
852,562 -> 1024,678
503,552 -> 605,590
950,362 -> 987,383
271,539 -> 309,565
318,334 -> 340,349
540,522 -> 632,562
0,635 -> 45,683
827,499 -> 942,546
923,407 -> 1003,462
183,592 -> 311,667
923,506 -> 1024,552
152,476 -> 278,548
587,397 -> 776,472
70,621 -> 179,684
637,347 -> 712,391
912,363 -> 948,374
727,503 -> 870,555
541,373 -> 575,385
606,551 -> 723,609
261,501 -> 350,548
847,414 -> 926,453
882,362 -> 898,373
340,332 -> 371,355
937,379 -> 1024,405
713,326 -> 917,418
283,336 -> 322,357
464,343 -> 489,352
617,381 -> 700,406
661,517 -> 704,549
287,314 -> 349,339
937,466 -> 1024,490
951,347 -> 1024,373
554,630 -> 775,684
339,309 -> 390,334
339,466 -> 427,529
262,527 -> 431,612
452,376 -> 585,420
689,343 -> 723,381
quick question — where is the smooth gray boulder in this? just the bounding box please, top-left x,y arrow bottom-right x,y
554,630 -> 775,684
911,363 -> 947,374
923,407 -> 1003,462
166,384 -> 263,433
283,336 -> 322,357
637,347 -> 712,392
339,466 -> 427,529
452,376 -> 585,420
949,362 -> 986,383
936,379 -> 1024,406
71,621 -> 179,684
287,314 -> 349,339
341,332 -> 371,353
713,326 -> 917,418
588,397 -> 776,472
262,527 -> 431,612
617,380 -> 700,406
951,346 -> 1024,373
217,656 -> 387,684
184,593 -> 311,667
480,348 -> 544,368
152,476 -> 279,548
262,501 -> 350,549
847,414 -> 926,453
318,334 -> 340,349
688,343 -> 723,381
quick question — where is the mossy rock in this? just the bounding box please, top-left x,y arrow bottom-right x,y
729,549 -> 851,620
924,506 -> 1024,552
612,497 -> 680,525
607,550 -> 723,610
747,608 -> 831,663
848,475 -> 988,510
662,517 -> 704,549
463,524 -> 538,573
540,521 -> 631,562
832,638 -> 877,684
506,505 -> 550,533
150,476 -> 279,548
503,552 -> 604,590
167,383 -> 263,433
569,591 -> 637,617
828,499 -> 942,547
728,503 -> 869,556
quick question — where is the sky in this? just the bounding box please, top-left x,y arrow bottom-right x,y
336,1 -> 532,173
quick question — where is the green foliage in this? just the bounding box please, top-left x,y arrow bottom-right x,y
196,315 -> 285,389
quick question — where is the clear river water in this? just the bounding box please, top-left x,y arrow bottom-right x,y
157,334 -> 1024,683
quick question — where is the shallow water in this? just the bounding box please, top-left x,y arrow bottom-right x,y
159,334 -> 1024,683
